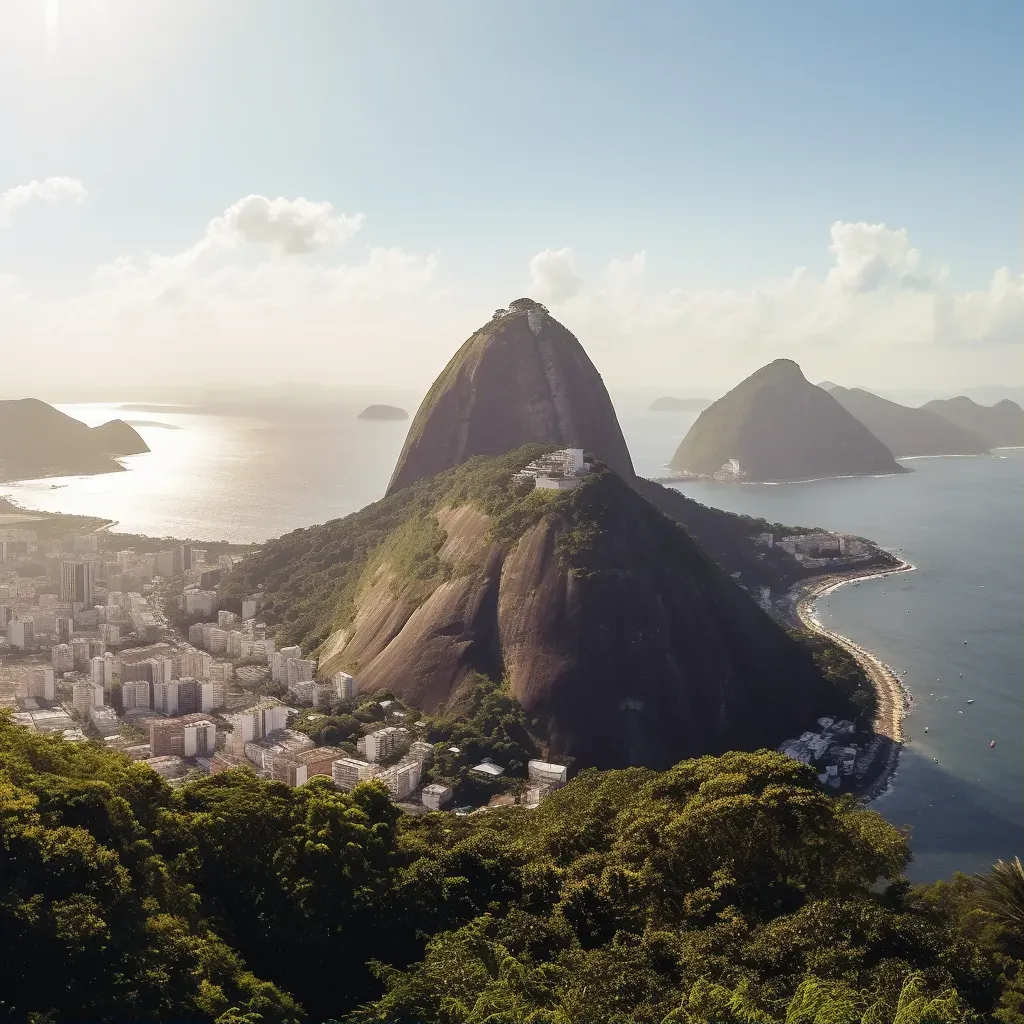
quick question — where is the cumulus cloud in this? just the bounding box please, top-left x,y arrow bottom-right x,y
0,177 -> 87,223
524,223 -> 1022,390
529,247 -> 584,303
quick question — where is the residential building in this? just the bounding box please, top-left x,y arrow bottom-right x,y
184,590 -> 218,617
152,680 -> 179,716
52,643 -> 73,673
149,713 -> 215,757
198,680 -> 225,712
527,760 -> 568,786
241,598 -> 258,620
183,718 -> 217,757
271,645 -> 303,684
244,730 -> 314,771
71,637 -> 91,671
331,757 -> 381,791
15,667 -> 55,702
271,746 -> 346,787
72,680 -> 104,716
365,726 -> 408,763
285,657 -> 316,687
381,758 -> 421,800
99,622 -> 120,643
225,700 -> 290,754
89,654 -> 114,689
470,761 -> 505,779
6,618 -> 34,649
421,783 -> 454,811
332,671 -> 358,700
56,616 -> 74,642
89,705 -> 120,737
61,560 -> 95,607
121,679 -> 151,711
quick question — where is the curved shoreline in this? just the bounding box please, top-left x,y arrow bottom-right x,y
788,558 -> 915,801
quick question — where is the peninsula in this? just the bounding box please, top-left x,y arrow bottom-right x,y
0,399 -> 149,483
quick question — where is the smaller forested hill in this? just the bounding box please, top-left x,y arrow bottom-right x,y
829,385 -> 989,457
670,359 -> 903,481
925,396 -> 1024,448
0,399 -> 148,480
225,446 -> 872,770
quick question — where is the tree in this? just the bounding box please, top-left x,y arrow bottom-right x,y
976,857 -> 1024,951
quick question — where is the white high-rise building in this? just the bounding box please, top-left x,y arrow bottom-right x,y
332,671 -> 358,700
89,655 -> 114,688
152,680 -> 180,716
183,719 -> 217,757
332,757 -> 380,791
225,700 -> 289,754
51,643 -> 73,673
72,680 -> 104,715
6,618 -> 33,649
121,680 -> 151,711
365,726 -> 407,763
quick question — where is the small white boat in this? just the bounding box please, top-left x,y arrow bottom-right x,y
924,726 -> 929,733
966,699 -> 974,704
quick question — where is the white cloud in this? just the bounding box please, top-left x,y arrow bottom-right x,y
0,177 -> 87,223
0,205 -> 1018,394
526,223 -> 1023,390
529,247 -> 583,303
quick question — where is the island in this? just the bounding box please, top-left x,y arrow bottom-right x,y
647,396 -> 711,412
357,404 -> 409,421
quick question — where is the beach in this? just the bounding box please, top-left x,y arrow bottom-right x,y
786,559 -> 915,800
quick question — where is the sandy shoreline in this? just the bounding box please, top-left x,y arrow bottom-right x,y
787,558 -> 916,801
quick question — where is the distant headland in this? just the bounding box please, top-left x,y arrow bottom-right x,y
357,404 -> 409,421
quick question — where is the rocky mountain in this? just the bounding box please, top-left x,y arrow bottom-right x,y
827,386 -> 989,457
669,359 -> 904,482
648,396 -> 711,412
226,447 -> 867,771
0,399 -> 148,482
358,404 -> 408,421
387,299 -> 634,495
923,396 -> 1024,448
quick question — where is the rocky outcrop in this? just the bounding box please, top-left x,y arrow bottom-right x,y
387,300 -> 634,494
315,464 -> 843,770
670,359 -> 904,482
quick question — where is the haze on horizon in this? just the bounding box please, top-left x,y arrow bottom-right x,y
1,0 -> 1020,398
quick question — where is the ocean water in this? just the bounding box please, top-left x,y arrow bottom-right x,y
3,401 -> 1021,880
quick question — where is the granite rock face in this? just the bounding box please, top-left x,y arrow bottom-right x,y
387,302 -> 634,495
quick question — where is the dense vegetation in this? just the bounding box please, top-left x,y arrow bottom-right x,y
221,445 -> 569,651
2,714 -> 1022,1023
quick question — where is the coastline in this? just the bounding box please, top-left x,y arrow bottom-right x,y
786,557 -> 916,802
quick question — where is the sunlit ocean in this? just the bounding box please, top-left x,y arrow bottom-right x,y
4,400 -> 1021,880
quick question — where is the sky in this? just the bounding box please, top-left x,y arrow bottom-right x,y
0,0 -> 1020,396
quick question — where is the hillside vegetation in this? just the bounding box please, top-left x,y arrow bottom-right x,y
1,716 -> 1022,1023
226,447 -> 880,770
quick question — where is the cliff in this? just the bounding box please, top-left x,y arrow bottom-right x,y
923,396 -> 1024,448
0,399 -> 145,482
669,359 -> 904,481
387,299 -> 634,494
828,386 -> 989,457
227,447 -> 864,770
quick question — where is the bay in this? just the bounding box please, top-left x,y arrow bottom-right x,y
3,399 -> 1021,880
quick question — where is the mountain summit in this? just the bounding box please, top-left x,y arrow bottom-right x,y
387,299 -> 634,495
669,359 -> 903,481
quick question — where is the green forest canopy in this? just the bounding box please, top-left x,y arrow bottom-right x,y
1,714 -> 1022,1023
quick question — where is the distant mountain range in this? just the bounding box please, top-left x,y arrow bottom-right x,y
923,396 -> 1024,448
0,399 -> 149,483
647,396 -> 711,412
825,386 -> 989,458
669,359 -> 903,482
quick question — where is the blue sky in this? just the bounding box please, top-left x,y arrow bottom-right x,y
0,0 -> 1019,391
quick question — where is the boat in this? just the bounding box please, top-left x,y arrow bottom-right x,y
959,673 -> 964,678
958,710 -> 964,715
924,726 -> 928,733
990,740 -> 996,749
966,699 -> 974,704
933,757 -> 940,763
963,640 -> 968,645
